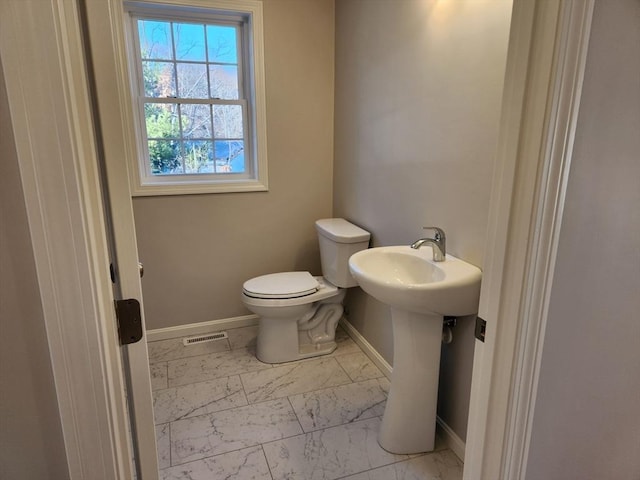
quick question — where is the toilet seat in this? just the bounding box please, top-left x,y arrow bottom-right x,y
243,271 -> 320,299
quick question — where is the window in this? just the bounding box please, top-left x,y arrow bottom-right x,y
124,1 -> 267,195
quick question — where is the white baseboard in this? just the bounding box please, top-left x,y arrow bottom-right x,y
436,416 -> 466,461
146,314 -> 259,342
339,318 -> 392,378
340,318 -> 466,462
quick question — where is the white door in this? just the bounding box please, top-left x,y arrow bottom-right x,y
82,2 -> 160,478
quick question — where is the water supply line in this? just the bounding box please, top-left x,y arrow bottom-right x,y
442,316 -> 457,344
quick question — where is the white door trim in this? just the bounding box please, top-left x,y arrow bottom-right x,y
1,1 -> 134,478
82,0 -> 161,477
501,3 -> 594,477
464,1 -> 594,478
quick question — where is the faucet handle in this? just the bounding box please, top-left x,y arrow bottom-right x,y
422,226 -> 445,241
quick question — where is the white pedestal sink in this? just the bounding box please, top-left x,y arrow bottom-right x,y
349,245 -> 481,454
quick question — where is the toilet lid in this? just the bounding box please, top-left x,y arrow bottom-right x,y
243,272 -> 320,299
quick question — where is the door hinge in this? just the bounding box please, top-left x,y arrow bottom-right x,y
475,316 -> 487,342
115,299 -> 143,345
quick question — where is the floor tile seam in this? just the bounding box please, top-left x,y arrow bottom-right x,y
153,395 -> 251,426
228,343 -> 257,352
348,372 -> 386,384
166,370 -> 266,389
335,366 -> 385,384
246,411 -> 378,456
237,369 -> 249,406
227,340 -> 364,366
166,421 -> 174,468
258,415 -> 386,449
333,352 -> 358,384
150,362 -> 169,390
269,345 -> 360,366
151,372 -> 242,393
292,397 -> 389,435
329,345 -> 366,358
168,420 -> 172,469
331,454 -> 414,480
148,359 -> 169,367
368,448 -> 460,473
159,395 -> 300,426
259,432 -> 410,480
262,339 -> 367,366
147,340 -> 233,364
161,346 -> 271,366
162,447 -> 457,478
258,444 -> 276,480
166,443 -> 270,470
284,376 -> 388,399
368,430 -> 451,464
333,350 -> 383,368
243,374 -> 356,406
194,418 -> 421,480
166,363 -> 275,388
239,355 -> 353,397
164,396 -> 305,444
295,414 -> 377,435
149,349 -> 232,364
279,377 -> 390,420
285,396 -> 306,441
261,354 -> 344,370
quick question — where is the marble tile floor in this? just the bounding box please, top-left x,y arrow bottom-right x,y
148,324 -> 463,480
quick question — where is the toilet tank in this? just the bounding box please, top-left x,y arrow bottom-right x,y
315,218 -> 370,288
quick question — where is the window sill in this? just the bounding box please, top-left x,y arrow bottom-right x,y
131,178 -> 268,196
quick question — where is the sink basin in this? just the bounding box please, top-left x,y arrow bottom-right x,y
348,245 -> 482,316
348,245 -> 482,454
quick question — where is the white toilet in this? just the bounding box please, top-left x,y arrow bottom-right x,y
241,218 -> 370,363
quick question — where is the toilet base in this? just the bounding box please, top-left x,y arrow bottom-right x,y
255,303 -> 343,364
298,340 -> 337,359
257,345 -> 337,363
256,326 -> 337,363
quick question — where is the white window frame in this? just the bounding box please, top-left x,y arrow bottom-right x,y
123,0 -> 268,195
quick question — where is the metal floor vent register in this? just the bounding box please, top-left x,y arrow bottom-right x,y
182,332 -> 228,346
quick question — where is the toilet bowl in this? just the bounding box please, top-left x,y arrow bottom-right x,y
241,219 -> 370,363
242,273 -> 345,363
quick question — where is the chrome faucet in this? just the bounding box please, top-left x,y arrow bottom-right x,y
411,227 -> 446,262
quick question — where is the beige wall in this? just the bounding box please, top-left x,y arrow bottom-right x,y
334,0 -> 512,440
0,60 -> 70,480
134,0 -> 336,330
526,1 -> 640,478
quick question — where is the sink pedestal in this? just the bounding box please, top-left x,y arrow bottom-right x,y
348,245 -> 482,454
379,308 -> 443,454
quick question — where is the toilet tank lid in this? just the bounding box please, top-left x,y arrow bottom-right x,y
315,218 -> 371,243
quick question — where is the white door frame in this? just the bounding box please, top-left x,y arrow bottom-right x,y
0,0 -> 594,478
464,1 -> 594,478
81,0 -> 161,477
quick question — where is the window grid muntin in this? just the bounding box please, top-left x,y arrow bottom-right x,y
144,100 -> 248,175
133,13 -> 249,177
137,17 -> 242,100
